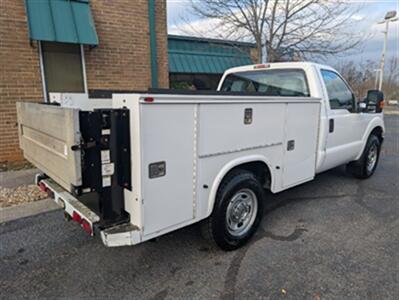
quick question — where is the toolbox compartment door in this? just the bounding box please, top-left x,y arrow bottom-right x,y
282,102 -> 320,188
16,102 -> 82,192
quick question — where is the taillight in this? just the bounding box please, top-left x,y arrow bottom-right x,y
81,219 -> 93,235
38,182 -> 48,192
72,211 -> 82,223
144,97 -> 154,103
72,211 -> 92,235
379,101 -> 384,110
254,64 -> 270,69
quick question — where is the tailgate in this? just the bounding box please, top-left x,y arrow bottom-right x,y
16,102 -> 82,192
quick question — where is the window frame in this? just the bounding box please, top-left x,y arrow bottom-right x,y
39,41 -> 88,102
320,68 -> 356,113
220,68 -> 311,97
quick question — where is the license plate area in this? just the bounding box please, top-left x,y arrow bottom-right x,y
38,177 -> 99,236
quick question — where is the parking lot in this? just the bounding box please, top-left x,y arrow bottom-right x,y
0,115 -> 398,299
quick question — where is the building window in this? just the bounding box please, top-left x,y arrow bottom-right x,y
40,42 -> 86,97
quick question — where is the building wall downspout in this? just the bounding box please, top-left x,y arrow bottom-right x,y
148,0 -> 158,88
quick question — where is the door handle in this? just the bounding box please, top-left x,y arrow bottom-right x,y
329,119 -> 334,133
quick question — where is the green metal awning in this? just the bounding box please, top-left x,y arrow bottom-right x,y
168,35 -> 254,74
24,0 -> 98,45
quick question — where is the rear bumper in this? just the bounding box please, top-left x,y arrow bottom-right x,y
37,177 -> 99,236
36,175 -> 141,246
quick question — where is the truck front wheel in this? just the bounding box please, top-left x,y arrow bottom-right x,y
347,134 -> 381,179
201,170 -> 265,251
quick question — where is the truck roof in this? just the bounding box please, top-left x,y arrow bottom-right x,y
224,61 -> 334,75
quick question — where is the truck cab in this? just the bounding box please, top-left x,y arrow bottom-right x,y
218,62 -> 385,176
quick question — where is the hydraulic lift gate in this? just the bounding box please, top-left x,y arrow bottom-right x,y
17,102 -> 131,227
16,102 -> 82,192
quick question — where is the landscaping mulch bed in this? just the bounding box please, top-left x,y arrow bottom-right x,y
0,184 -> 47,208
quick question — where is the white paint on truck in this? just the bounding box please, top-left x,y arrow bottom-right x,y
17,62 -> 385,249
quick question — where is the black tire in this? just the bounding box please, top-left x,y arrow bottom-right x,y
347,134 -> 381,179
201,169 -> 265,251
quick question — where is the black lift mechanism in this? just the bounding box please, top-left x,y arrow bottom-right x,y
72,109 -> 131,228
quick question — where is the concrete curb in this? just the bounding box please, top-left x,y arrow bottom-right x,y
0,198 -> 60,224
384,110 -> 399,115
0,168 -> 39,188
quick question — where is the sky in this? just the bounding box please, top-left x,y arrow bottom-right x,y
166,0 -> 399,66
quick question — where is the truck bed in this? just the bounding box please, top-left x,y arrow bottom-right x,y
113,93 -> 321,237
17,93 -> 321,242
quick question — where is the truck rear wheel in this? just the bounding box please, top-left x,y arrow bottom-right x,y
347,134 -> 381,179
201,170 -> 265,251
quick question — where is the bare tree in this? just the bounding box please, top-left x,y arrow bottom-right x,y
189,0 -> 364,62
336,58 -> 399,100
336,60 -> 376,99
385,56 -> 399,99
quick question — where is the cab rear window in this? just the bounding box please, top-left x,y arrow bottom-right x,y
221,69 -> 310,97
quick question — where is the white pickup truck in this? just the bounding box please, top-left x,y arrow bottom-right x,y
16,62 -> 385,250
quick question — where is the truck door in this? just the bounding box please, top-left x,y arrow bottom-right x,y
319,69 -> 369,170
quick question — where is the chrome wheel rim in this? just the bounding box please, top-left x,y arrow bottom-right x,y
226,189 -> 258,237
366,143 -> 378,173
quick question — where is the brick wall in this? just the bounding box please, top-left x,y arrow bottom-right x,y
85,0 -> 169,90
0,1 -> 43,169
0,0 -> 169,169
154,0 -> 169,88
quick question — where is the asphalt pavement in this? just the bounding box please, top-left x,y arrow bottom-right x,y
1,115 -> 398,299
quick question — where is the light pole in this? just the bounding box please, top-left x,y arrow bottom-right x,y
261,38 -> 268,63
376,10 -> 398,91
374,69 -> 381,89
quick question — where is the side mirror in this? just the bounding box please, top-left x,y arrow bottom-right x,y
365,90 -> 384,113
